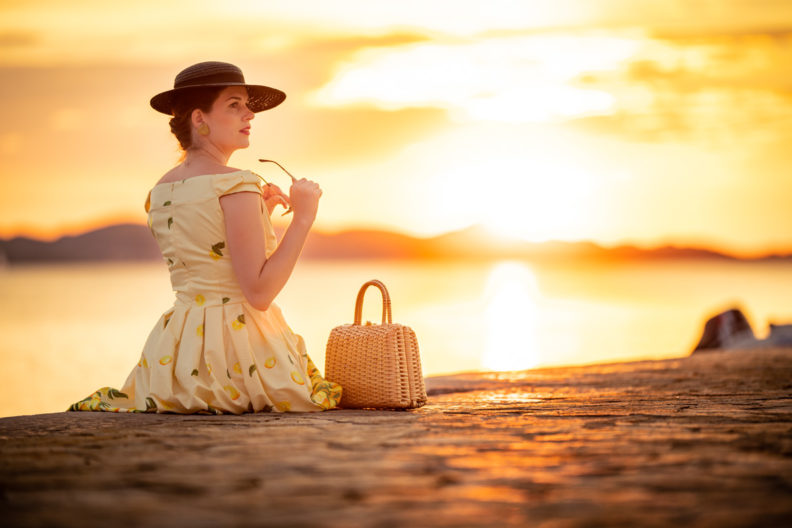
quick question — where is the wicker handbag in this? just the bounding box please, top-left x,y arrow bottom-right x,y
325,279 -> 427,409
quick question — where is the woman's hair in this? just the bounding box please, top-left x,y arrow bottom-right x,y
168,86 -> 226,159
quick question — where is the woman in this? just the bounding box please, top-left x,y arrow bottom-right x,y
68,61 -> 342,413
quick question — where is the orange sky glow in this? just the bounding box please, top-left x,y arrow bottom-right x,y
1,0 -> 791,258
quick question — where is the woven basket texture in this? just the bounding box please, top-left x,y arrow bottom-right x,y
325,280 -> 427,409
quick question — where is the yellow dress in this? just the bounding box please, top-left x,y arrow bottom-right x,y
68,170 -> 342,414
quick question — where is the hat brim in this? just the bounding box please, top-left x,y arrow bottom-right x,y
150,83 -> 286,115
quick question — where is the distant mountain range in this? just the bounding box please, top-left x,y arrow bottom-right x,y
0,223 -> 790,264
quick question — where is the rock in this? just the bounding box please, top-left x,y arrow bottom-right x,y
767,323 -> 792,347
692,307 -> 757,353
692,308 -> 792,354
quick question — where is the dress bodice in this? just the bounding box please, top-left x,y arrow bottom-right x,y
145,170 -> 276,307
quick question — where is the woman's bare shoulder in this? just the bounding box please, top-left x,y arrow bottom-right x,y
155,164 -> 246,186
155,167 -> 182,185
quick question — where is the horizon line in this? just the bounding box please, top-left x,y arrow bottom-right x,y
2,220 -> 791,261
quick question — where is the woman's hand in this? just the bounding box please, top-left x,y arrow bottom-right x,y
289,178 -> 322,225
220,190 -> 314,312
262,183 -> 290,216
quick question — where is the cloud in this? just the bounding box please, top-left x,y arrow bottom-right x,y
0,3 -> 433,67
564,27 -> 792,144
650,25 -> 792,41
309,32 -> 642,123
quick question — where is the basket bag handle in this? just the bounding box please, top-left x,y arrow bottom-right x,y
354,279 -> 393,325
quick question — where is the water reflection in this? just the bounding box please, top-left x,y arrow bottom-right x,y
482,261 -> 541,371
2,259 -> 790,417
478,392 -> 544,404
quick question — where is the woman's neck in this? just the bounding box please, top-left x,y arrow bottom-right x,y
185,146 -> 229,167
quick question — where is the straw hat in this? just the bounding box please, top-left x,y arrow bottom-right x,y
149,61 -> 286,115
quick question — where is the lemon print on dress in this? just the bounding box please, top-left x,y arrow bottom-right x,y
210,241 -> 225,260
275,400 -> 291,412
137,357 -> 149,368
195,294 -> 205,306
233,362 -> 242,375
224,385 -> 240,400
264,357 -> 276,369
231,314 -> 245,330
206,362 -> 213,375
159,355 -> 172,366
312,393 -> 329,407
290,371 -> 305,385
196,324 -> 204,337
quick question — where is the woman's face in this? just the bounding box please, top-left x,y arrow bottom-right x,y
198,86 -> 255,154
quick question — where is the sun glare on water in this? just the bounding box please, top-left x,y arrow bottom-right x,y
482,261 -> 541,371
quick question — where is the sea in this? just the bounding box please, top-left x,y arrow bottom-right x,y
1,258 -> 789,418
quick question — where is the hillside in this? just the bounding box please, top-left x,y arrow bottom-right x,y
1,223 -> 789,264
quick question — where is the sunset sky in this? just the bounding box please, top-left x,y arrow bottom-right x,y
1,0 -> 791,257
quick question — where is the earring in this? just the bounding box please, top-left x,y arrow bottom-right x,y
197,123 -> 210,136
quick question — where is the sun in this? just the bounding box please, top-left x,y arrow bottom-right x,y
424,153 -> 597,243
481,159 -> 596,242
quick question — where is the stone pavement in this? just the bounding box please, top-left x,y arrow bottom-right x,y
1,348 -> 791,527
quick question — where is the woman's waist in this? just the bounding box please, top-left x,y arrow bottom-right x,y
173,289 -> 248,308
172,292 -> 283,318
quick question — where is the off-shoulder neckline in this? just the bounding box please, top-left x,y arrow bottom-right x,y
150,169 -> 254,189
145,170 -> 258,213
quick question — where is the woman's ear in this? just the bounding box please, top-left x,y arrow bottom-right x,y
191,108 -> 205,129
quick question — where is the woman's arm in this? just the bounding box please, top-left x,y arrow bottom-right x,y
219,179 -> 321,311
